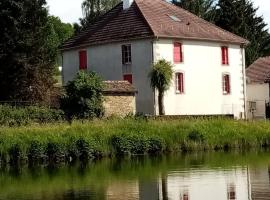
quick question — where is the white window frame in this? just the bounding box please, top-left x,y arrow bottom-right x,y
122,44 -> 132,65
222,73 -> 231,95
175,72 -> 185,94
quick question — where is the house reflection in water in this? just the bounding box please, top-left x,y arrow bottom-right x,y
105,166 -> 270,200
227,184 -> 236,200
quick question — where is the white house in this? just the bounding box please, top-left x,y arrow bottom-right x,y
61,0 -> 248,118
246,57 -> 270,119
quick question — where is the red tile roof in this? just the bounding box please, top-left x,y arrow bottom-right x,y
246,57 -> 270,83
61,0 -> 248,51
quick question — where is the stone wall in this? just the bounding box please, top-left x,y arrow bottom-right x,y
103,94 -> 136,117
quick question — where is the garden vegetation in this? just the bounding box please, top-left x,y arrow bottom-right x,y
1,117 -> 270,165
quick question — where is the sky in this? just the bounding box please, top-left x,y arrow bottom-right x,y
46,0 -> 270,29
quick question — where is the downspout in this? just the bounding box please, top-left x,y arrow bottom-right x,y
152,39 -> 156,116
241,46 -> 247,119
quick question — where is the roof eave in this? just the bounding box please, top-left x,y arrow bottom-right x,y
155,35 -> 249,46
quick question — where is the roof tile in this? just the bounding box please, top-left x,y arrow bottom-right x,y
61,0 -> 248,50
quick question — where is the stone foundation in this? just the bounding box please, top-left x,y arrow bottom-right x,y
103,94 -> 136,117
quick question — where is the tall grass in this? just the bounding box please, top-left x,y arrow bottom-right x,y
0,118 -> 270,165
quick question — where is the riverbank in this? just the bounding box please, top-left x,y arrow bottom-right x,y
0,118 -> 270,165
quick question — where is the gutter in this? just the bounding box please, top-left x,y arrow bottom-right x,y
241,48 -> 247,119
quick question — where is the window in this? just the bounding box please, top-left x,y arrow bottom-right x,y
123,74 -> 133,84
176,72 -> 184,94
122,44 -> 132,65
169,15 -> 181,22
222,74 -> 231,95
174,42 -> 183,63
79,50 -> 87,70
221,46 -> 229,65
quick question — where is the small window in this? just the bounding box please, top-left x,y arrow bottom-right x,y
122,44 -> 132,65
176,72 -> 184,94
169,15 -> 181,22
79,50 -> 87,70
174,42 -> 183,63
221,46 -> 229,65
123,74 -> 133,84
222,74 -> 231,95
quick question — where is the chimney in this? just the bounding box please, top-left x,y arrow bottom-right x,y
123,0 -> 134,10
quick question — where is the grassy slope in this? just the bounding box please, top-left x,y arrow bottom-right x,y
0,118 -> 270,163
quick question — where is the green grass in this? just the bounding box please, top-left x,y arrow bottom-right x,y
1,117 -> 270,164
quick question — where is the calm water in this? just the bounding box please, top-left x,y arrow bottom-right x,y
1,151 -> 270,200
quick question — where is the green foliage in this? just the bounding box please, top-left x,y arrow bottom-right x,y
172,0 -> 217,22
0,0 -> 56,103
149,59 -> 173,115
1,118 -> 270,165
61,71 -> 104,119
0,105 -> 64,126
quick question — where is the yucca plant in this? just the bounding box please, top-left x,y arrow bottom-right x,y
149,59 -> 173,115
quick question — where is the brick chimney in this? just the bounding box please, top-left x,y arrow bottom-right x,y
123,0 -> 134,10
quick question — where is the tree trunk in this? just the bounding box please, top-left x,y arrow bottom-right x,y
161,174 -> 168,200
158,90 -> 165,115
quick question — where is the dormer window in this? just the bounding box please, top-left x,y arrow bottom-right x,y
169,15 -> 181,22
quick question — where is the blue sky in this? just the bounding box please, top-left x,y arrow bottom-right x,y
46,0 -> 270,30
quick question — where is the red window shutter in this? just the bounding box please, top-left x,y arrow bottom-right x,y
221,47 -> 225,65
124,74 -> 133,84
176,73 -> 184,93
79,50 -> 87,70
174,42 -> 183,63
223,74 -> 230,94
222,47 -> 229,65
225,75 -> 230,93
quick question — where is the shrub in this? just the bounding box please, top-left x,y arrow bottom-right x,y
61,71 -> 104,119
0,105 -> 64,126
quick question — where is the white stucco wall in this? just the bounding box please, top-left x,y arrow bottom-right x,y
246,83 -> 269,119
62,39 -> 154,114
153,39 -> 246,118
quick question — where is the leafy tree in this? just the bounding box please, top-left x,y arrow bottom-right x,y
149,60 -> 173,116
215,0 -> 270,66
79,0 -> 121,30
48,16 -> 74,45
0,0 -> 56,103
61,71 -> 104,119
172,0 -> 217,22
47,16 -> 74,72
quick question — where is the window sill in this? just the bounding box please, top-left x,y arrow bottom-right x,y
176,92 -> 185,95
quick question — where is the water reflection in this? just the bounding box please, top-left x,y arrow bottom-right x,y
0,151 -> 270,200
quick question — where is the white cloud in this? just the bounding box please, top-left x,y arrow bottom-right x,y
252,0 -> 270,29
46,0 -> 83,23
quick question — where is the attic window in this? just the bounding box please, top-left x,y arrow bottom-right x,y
169,15 -> 181,22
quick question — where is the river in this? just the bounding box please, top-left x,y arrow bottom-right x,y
0,150 -> 270,200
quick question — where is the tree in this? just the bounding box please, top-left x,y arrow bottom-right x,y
149,60 -> 173,116
79,0 -> 121,30
172,0 -> 217,22
0,0 -> 57,103
61,71 -> 104,119
215,0 -> 270,66
48,16 -> 74,45
47,16 -> 74,71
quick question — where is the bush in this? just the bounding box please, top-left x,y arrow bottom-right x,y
61,71 -> 104,119
0,105 -> 64,126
